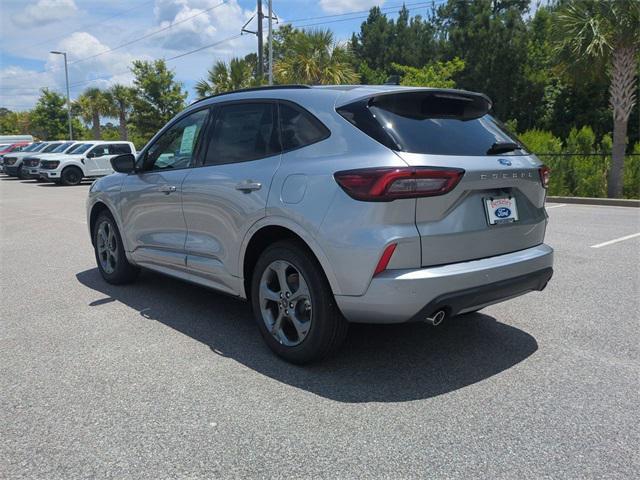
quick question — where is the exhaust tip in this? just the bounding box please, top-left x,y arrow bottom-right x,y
425,309 -> 446,327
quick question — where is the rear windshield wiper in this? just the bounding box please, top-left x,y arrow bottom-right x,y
487,141 -> 519,155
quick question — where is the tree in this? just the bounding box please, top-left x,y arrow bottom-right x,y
0,108 -> 31,135
129,59 -> 187,145
436,0 -> 530,121
76,87 -> 111,139
29,89 -> 69,139
195,57 -> 255,97
392,57 -> 465,88
274,29 -> 359,85
108,84 -> 135,140
553,0 -> 640,198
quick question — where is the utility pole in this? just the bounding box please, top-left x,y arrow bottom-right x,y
268,0 -> 273,85
50,50 -> 72,140
257,0 -> 264,81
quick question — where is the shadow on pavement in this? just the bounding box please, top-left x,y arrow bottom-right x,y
76,267 -> 538,403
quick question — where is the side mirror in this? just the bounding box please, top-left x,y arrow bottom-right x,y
110,153 -> 136,173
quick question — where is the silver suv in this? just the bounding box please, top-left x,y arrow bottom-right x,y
87,85 -> 553,363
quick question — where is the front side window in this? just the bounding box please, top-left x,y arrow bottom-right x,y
89,145 -> 110,158
204,102 -> 278,166
279,102 -> 329,151
143,109 -> 208,171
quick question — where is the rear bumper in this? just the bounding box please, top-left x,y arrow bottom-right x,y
335,244 -> 554,323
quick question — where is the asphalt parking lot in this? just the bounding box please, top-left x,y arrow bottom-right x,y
1,176 -> 639,479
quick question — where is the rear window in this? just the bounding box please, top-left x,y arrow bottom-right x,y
338,92 -> 527,156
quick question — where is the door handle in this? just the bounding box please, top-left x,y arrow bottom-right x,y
235,181 -> 262,193
159,185 -> 177,194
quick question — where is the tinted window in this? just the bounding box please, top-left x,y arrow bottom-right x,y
279,102 -> 329,151
338,93 -> 527,156
24,143 -> 43,152
204,103 -> 277,166
108,144 -> 131,155
144,108 -> 208,171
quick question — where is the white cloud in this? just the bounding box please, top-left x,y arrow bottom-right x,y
318,0 -> 384,15
151,0 -> 254,51
49,32 -> 140,92
15,0 -> 79,27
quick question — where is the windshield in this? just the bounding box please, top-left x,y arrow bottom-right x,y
51,142 -> 75,153
68,143 -> 93,154
41,143 -> 63,153
23,143 -> 42,152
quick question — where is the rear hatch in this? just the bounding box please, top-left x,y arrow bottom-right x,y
337,89 -> 548,267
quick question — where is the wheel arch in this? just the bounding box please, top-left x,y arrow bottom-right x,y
240,218 -> 341,299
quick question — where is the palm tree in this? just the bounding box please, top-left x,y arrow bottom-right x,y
108,84 -> 134,140
76,87 -> 111,139
274,29 -> 359,85
554,0 -> 640,198
195,57 -> 255,97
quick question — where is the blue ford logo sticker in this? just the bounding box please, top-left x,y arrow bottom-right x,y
498,158 -> 512,166
495,207 -> 511,218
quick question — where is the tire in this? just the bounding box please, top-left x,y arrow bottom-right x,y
60,166 -> 83,186
251,240 -> 348,364
17,165 -> 25,179
93,212 -> 139,284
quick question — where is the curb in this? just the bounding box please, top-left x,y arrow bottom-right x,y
546,196 -> 640,208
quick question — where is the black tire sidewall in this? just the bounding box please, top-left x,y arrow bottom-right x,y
62,166 -> 82,186
93,212 -> 137,284
251,241 -> 343,364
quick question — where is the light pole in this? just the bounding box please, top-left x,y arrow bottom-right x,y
50,50 -> 72,140
268,0 -> 273,85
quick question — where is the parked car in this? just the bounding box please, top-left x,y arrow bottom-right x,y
2,142 -> 59,177
0,142 -> 31,172
87,85 -> 554,363
22,141 -> 91,180
39,141 -> 136,185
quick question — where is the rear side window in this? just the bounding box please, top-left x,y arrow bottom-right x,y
108,144 -> 131,154
338,92 -> 527,156
279,102 -> 329,151
204,103 -> 278,165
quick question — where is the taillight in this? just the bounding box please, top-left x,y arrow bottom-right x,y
334,167 -> 464,201
539,165 -> 550,189
374,243 -> 397,276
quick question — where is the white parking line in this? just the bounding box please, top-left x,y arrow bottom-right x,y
591,232 -> 640,249
546,204 -> 566,209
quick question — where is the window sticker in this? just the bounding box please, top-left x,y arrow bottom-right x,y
179,125 -> 198,154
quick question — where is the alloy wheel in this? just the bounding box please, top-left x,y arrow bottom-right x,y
259,260 -> 312,347
96,220 -> 118,274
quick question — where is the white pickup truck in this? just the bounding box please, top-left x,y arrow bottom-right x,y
38,141 -> 136,185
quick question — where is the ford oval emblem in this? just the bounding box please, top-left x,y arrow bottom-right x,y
498,158 -> 512,166
495,207 -> 511,218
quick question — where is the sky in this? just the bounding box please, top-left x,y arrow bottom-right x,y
0,0 -> 442,111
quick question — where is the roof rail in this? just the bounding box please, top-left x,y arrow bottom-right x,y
190,84 -> 311,106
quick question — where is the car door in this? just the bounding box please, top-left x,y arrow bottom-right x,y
85,145 -> 109,175
120,108 -> 210,270
181,101 -> 282,294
